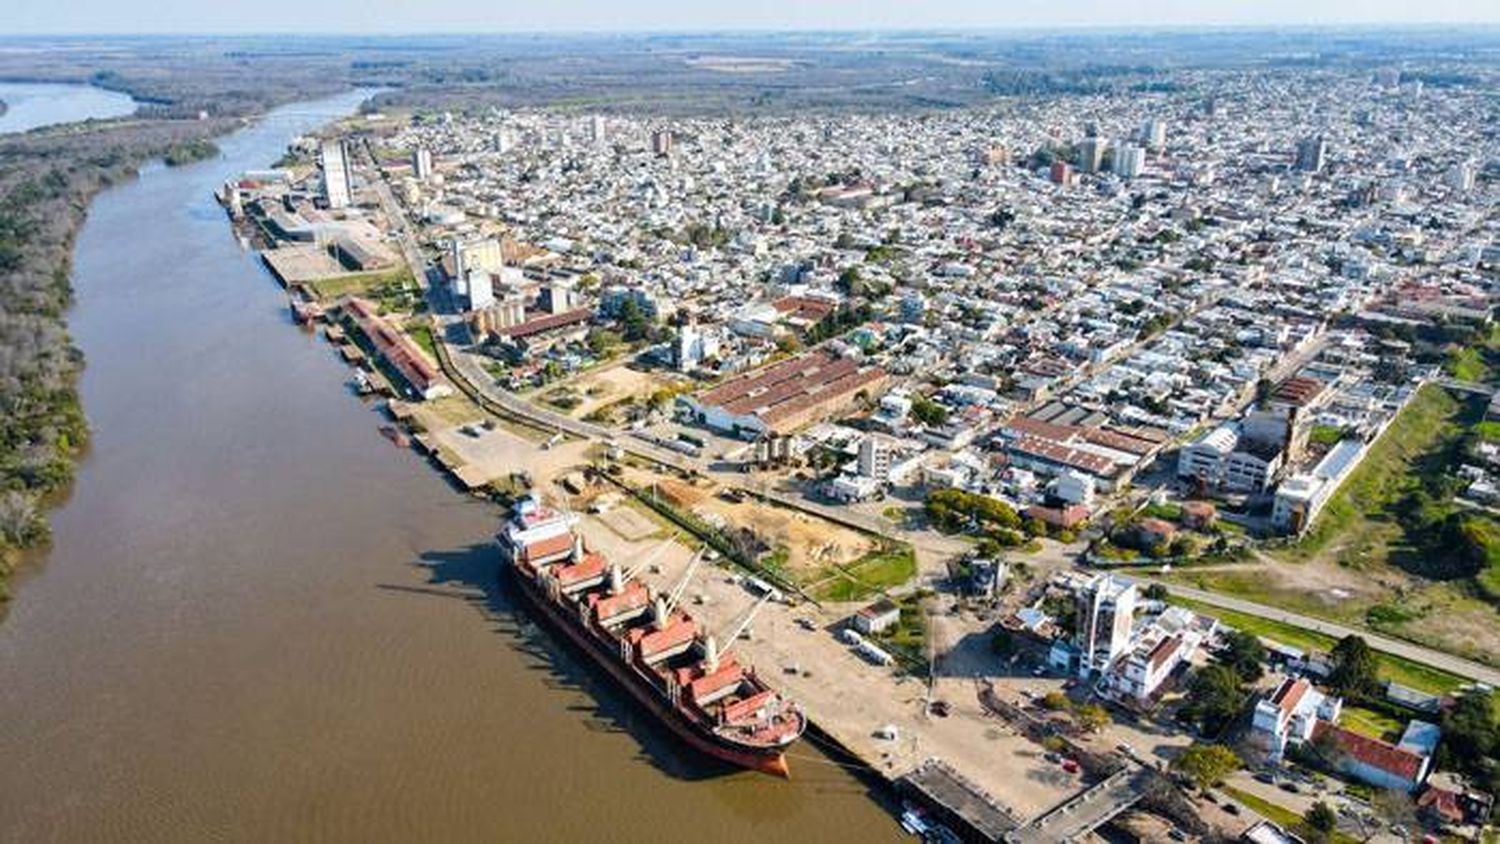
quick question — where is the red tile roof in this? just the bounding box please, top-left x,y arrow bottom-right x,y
347,297 -> 445,393
695,350 -> 886,430
495,308 -> 591,339
1270,677 -> 1311,719
772,295 -> 836,323
1312,722 -> 1427,783
1272,376 -> 1326,407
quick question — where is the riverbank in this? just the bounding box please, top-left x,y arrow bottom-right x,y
0,103 -> 311,601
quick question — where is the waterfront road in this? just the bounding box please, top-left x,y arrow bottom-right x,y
1147,579 -> 1500,688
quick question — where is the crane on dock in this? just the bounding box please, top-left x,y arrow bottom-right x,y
653,547 -> 706,629
702,592 -> 775,674
608,530 -> 680,594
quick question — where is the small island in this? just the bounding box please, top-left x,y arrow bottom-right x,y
162,138 -> 218,167
0,97 -> 8,118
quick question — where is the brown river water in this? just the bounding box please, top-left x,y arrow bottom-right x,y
0,91 -> 900,843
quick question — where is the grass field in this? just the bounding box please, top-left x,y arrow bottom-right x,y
304,267 -> 414,300
405,323 -> 439,362
1277,384 -> 1466,566
810,541 -> 917,602
1221,786 -> 1357,844
1444,324 -> 1500,384
1338,704 -> 1404,742
1165,595 -> 1466,694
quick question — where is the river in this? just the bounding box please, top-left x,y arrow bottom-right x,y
0,82 -> 138,134
0,91 -> 900,841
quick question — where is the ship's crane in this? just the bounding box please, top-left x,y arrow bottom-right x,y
652,547 -> 705,630
702,592 -> 775,674
608,530 -> 681,594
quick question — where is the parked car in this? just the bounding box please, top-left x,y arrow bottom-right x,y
1223,803 -> 1241,816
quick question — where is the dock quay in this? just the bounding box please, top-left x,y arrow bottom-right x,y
898,759 -> 1022,842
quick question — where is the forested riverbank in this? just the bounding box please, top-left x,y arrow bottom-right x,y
0,115 -> 244,595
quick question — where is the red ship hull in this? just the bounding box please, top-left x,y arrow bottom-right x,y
508,565 -> 792,778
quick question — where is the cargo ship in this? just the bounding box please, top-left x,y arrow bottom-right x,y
497,494 -> 806,777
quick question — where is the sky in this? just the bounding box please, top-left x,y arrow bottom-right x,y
6,0 -> 1499,35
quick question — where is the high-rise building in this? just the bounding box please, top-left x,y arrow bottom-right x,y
413,147 -> 433,181
1140,119 -> 1167,150
467,271 -> 495,310
673,323 -> 721,372
588,115 -> 607,145
1077,137 -> 1106,173
1448,162 -> 1476,193
1049,160 -> 1074,187
1113,142 -> 1146,179
320,139 -> 353,209
857,434 -> 893,480
1075,574 -> 1137,676
650,129 -> 673,157
1295,135 -> 1327,173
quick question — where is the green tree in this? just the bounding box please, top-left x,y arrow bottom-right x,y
910,395 -> 949,427
1041,691 -> 1070,711
586,328 -> 619,358
1215,630 -> 1267,684
1074,703 -> 1110,734
1328,635 -> 1381,699
618,297 -> 651,343
1438,690 -> 1498,779
990,630 -> 1014,657
1302,801 -> 1338,842
1182,664 -> 1247,736
1172,743 -> 1241,790
836,266 -> 862,295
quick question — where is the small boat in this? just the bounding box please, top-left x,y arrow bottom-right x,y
351,371 -> 374,395
379,425 -> 411,448
900,806 -> 930,837
291,300 -> 326,325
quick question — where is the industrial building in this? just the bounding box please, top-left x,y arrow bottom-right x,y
679,349 -> 887,438
345,298 -> 450,400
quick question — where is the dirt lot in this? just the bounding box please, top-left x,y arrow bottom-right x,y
620,468 -> 877,583
540,362 -> 682,421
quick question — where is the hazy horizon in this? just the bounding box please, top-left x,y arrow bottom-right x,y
7,0 -> 1500,36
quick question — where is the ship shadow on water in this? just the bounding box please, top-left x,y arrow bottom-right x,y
387,541 -> 743,783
